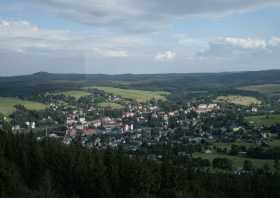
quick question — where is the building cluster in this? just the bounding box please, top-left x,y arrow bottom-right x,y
6,90 -> 273,155
57,101 -> 224,150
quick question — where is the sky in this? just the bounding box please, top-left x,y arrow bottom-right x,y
0,0 -> 280,75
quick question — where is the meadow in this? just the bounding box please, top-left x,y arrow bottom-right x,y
193,152 -> 274,170
239,84 -> 280,95
215,95 -> 261,106
245,114 -> 280,127
52,90 -> 91,99
269,139 -> 280,147
97,102 -> 124,109
0,97 -> 47,115
84,86 -> 169,102
212,141 -> 255,150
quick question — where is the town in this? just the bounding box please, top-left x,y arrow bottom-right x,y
2,84 -> 280,173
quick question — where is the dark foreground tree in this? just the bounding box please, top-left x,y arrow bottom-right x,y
0,129 -> 279,198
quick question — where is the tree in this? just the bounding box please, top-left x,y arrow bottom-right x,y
243,160 -> 254,171
274,159 -> 280,173
263,163 -> 271,174
1,130 -> 280,198
212,158 -> 232,170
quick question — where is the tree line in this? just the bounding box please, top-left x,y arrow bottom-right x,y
0,129 -> 280,198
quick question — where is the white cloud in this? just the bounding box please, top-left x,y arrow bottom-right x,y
269,37 -> 280,47
200,36 -> 280,59
155,51 -> 176,61
215,37 -> 267,49
93,48 -> 128,57
26,0 -> 280,32
0,20 -> 131,58
205,36 -> 280,54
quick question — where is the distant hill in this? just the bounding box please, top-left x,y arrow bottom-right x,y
0,70 -> 280,97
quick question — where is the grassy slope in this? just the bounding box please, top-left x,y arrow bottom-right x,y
53,90 -> 91,99
85,86 -> 169,102
269,139 -> 280,147
193,152 -> 273,169
245,114 -> 280,127
0,97 -> 47,115
239,84 -> 280,95
216,95 -> 261,106
213,141 -> 255,149
97,102 -> 124,109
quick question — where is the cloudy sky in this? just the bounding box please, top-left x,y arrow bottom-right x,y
0,0 -> 280,75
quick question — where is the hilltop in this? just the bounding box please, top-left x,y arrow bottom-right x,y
1,69 -> 280,97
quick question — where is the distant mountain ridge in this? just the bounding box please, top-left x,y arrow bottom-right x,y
0,69 -> 280,97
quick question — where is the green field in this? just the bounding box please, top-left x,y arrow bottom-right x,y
213,141 -> 255,150
85,86 -> 169,102
53,90 -> 91,99
245,114 -> 280,127
239,84 -> 280,95
97,102 -> 124,109
50,80 -> 87,85
215,95 -> 261,106
0,97 -> 47,115
193,152 -> 273,169
269,139 -> 280,147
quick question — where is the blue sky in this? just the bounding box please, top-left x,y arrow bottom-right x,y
0,0 -> 280,75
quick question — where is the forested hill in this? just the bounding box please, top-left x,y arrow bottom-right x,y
1,129 -> 280,198
1,69 -> 280,97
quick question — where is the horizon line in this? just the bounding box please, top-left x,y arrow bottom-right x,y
1,68 -> 280,78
